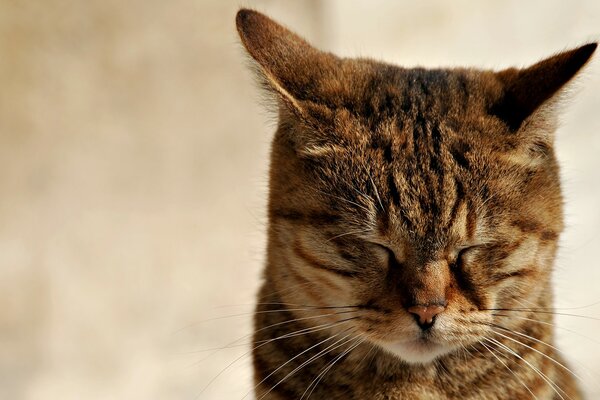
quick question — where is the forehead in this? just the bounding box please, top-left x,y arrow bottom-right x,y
329,69 -> 499,237
338,64 -> 492,126
371,122 -> 481,242
331,64 -> 504,178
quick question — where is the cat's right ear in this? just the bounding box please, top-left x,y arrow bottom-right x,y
235,9 -> 339,124
491,43 -> 597,131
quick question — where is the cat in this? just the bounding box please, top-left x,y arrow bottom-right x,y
236,8 -> 596,400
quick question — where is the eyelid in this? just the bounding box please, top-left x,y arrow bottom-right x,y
366,239 -> 392,251
458,242 -> 485,251
456,244 -> 485,259
371,242 -> 394,256
369,241 -> 404,260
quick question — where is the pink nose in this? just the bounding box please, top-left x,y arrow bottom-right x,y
407,304 -> 446,326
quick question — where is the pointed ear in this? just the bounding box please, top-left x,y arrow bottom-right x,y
235,9 -> 339,122
491,43 -> 597,131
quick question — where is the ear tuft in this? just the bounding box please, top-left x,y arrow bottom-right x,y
491,43 -> 597,130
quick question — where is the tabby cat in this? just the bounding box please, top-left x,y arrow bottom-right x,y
236,8 -> 596,400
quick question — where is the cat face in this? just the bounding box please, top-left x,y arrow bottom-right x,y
237,10 -> 596,364
266,75 -> 562,363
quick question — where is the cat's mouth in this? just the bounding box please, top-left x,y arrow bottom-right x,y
379,336 -> 455,364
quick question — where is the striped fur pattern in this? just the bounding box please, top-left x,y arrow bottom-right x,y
236,9 -> 597,399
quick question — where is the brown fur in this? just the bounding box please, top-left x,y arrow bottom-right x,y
236,9 -> 596,399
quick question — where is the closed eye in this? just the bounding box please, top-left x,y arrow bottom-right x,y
453,245 -> 481,268
369,242 -> 403,269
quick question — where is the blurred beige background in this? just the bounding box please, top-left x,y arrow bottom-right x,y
0,1 -> 599,399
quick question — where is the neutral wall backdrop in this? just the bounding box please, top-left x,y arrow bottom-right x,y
1,1 -> 599,399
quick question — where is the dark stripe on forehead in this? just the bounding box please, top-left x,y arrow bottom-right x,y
371,132 -> 394,163
387,173 -> 401,206
466,202 -> 478,239
450,140 -> 471,170
431,124 -> 442,156
420,191 -> 440,223
455,74 -> 470,110
445,179 -> 465,232
411,117 -> 422,159
429,154 -> 444,189
387,174 -> 416,232
271,208 -> 341,226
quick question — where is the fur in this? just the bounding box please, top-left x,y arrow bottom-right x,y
236,9 -> 596,399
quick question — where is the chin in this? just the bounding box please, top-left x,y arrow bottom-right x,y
380,339 -> 455,364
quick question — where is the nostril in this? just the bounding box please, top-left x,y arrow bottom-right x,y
407,304 -> 446,330
411,313 -> 435,330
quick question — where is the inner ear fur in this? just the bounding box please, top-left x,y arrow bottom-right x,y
491,43 -> 597,132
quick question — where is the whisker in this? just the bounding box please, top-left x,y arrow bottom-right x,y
367,170 -> 385,212
489,328 -> 584,385
253,317 -> 359,346
484,337 -> 569,400
479,341 -> 539,399
460,343 -> 470,364
195,317 -> 358,397
253,311 -> 358,339
211,306 -> 358,321
207,298 -> 344,309
493,313 -> 600,346
352,341 -> 377,374
252,302 -> 359,308
435,355 -> 452,376
242,328 -> 351,400
184,342 -> 250,354
484,308 -> 600,322
475,188 -> 498,216
350,185 -> 376,213
315,189 -> 371,214
301,335 -> 366,400
256,280 -> 317,302
489,322 -> 600,392
476,321 -> 563,354
175,304 -> 361,334
326,228 -> 373,242
511,299 -> 600,312
257,331 -> 358,400
183,309 -> 359,355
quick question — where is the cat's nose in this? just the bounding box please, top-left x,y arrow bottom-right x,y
407,304 -> 446,329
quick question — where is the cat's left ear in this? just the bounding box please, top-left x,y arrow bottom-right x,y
491,43 -> 597,131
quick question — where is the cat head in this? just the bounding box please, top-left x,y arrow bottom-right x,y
237,9 -> 596,364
